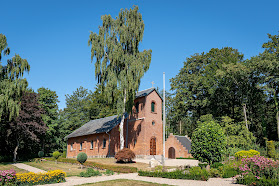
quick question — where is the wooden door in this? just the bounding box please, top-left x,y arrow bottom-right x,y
168,147 -> 175,159
150,137 -> 156,155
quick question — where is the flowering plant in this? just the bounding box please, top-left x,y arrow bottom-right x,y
238,155 -> 279,180
0,169 -> 16,185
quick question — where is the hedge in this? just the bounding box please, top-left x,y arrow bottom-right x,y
237,176 -> 279,186
43,157 -> 137,173
138,168 -> 209,181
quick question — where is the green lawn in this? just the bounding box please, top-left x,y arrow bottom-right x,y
24,161 -> 96,177
0,163 -> 28,174
80,179 -> 170,186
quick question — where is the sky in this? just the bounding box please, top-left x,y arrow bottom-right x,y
1,0 -> 278,109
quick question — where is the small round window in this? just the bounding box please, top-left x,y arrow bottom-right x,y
152,121 -> 155,126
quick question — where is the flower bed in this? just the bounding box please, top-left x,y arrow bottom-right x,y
16,170 -> 66,185
0,169 -> 16,185
42,157 -> 137,173
236,155 -> 279,185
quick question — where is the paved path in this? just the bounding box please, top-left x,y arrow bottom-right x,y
43,173 -> 241,186
12,163 -> 46,173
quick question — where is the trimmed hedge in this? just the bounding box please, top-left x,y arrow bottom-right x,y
44,157 -> 137,173
237,175 -> 279,186
235,149 -> 260,159
138,167 -> 209,181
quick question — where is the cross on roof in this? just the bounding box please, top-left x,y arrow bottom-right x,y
151,81 -> 155,87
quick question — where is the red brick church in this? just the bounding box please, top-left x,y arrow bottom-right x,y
65,88 -> 164,158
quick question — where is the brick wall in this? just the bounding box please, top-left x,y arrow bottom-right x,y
165,133 -> 191,158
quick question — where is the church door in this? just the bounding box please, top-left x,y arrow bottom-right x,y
168,147 -> 175,159
150,137 -> 156,155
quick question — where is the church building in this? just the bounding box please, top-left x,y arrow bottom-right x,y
65,87 -> 163,158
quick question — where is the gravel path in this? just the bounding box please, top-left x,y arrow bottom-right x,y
12,163 -> 46,173
43,173 -> 242,186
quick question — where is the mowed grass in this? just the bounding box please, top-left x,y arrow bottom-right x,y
0,163 -> 28,174
86,158 -> 151,171
24,161 -> 91,177
80,179 -> 170,186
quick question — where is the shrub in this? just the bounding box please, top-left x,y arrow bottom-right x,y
0,169 -> 16,185
79,168 -> 101,177
52,151 -> 60,160
209,168 -> 221,177
198,163 -> 207,169
104,169 -> 114,176
16,170 -> 66,185
38,151 -> 44,158
191,120 -> 226,164
267,141 -> 276,159
237,174 -> 279,186
222,166 -> 238,178
138,167 -> 209,181
115,148 -> 135,162
235,149 -> 260,159
77,152 -> 87,166
211,162 -> 223,169
62,151 -> 66,158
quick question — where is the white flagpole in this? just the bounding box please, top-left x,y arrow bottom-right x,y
162,72 -> 166,167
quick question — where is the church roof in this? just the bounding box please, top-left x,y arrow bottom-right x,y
65,114 -> 126,139
174,135 -> 192,151
135,87 -> 163,100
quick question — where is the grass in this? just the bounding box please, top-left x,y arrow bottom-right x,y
24,161 -> 97,177
80,179 -> 170,186
0,163 -> 28,174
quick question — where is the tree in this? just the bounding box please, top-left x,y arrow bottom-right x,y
37,87 -> 59,153
191,118 -> 226,164
88,6 -> 152,149
10,92 -> 46,162
0,34 -> 30,158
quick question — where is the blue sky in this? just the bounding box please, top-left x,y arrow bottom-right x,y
1,0 -> 278,109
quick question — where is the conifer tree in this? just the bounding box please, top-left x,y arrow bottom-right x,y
88,6 -> 152,149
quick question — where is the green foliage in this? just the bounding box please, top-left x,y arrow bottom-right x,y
191,120 -> 226,164
38,151 -> 44,158
235,150 -> 260,159
267,141 -> 276,159
211,162 -> 223,169
77,152 -> 87,164
79,168 -> 101,177
52,151 -> 60,160
62,151 -> 66,158
44,157 -> 137,173
88,6 -> 152,149
237,175 -> 279,186
209,168 -> 222,178
221,166 -> 238,178
138,167 -> 209,181
198,163 -> 208,169
104,169 -> 114,176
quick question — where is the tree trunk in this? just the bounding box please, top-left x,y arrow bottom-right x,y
13,138 -> 19,163
120,89 -> 127,150
277,111 -> 279,140
243,104 -> 248,130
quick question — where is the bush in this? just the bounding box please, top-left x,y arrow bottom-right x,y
211,162 -> 223,169
104,169 -> 114,176
115,148 -> 135,162
16,170 -> 66,185
79,168 -> 101,177
191,120 -> 226,164
38,151 -> 44,158
77,152 -> 87,165
0,169 -> 16,185
53,151 -> 60,160
235,149 -> 260,159
222,166 -> 238,178
267,141 -> 276,159
43,157 -> 137,173
62,151 -> 66,158
209,168 -> 221,178
198,163 -> 207,169
138,167 -> 209,181
237,175 -> 279,186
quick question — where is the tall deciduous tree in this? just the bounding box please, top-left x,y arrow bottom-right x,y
10,92 -> 46,162
88,6 -> 152,149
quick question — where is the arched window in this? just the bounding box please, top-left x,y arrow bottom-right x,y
103,139 -> 106,148
135,102 -> 139,113
151,102 -> 155,112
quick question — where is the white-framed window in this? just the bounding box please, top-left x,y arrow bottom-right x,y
70,143 -> 73,151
